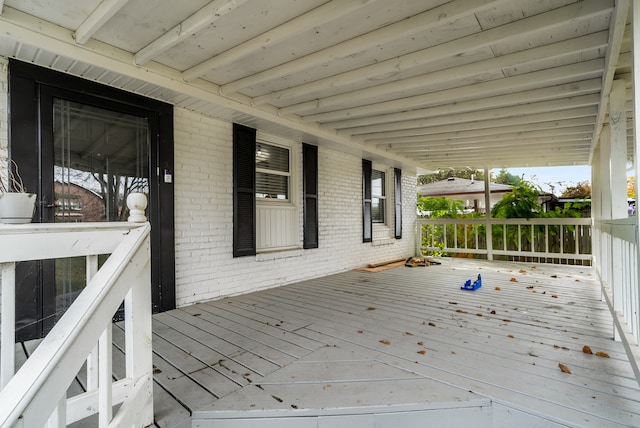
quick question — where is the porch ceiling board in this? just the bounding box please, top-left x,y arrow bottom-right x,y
0,0 -> 628,170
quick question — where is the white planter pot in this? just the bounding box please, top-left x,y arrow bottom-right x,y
0,193 -> 37,224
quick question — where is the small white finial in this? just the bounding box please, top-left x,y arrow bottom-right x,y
127,192 -> 148,223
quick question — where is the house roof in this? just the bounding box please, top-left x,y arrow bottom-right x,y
417,177 -> 513,197
0,0 -> 630,171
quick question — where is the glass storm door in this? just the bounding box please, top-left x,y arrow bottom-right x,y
10,60 -> 175,342
52,98 -> 150,317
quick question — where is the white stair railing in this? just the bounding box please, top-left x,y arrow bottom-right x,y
0,221 -> 153,427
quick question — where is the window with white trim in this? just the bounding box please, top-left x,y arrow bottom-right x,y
256,141 -> 290,200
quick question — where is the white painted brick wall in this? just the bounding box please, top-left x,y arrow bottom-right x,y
0,59 -> 417,308
174,107 -> 416,306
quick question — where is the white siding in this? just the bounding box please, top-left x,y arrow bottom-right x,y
174,107 -> 416,306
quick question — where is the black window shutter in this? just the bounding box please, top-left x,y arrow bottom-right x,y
303,143 -> 319,249
233,123 -> 256,257
394,168 -> 402,239
362,159 -> 372,243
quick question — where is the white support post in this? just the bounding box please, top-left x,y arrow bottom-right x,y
610,79 -> 628,322
592,147 -> 602,275
124,235 -> 153,426
483,167 -> 493,260
1,262 -> 16,388
600,127 -> 613,291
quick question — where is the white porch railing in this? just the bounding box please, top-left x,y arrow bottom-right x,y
593,218 -> 640,383
417,217 -> 592,264
0,222 -> 153,427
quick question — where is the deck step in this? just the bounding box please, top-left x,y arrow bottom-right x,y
191,345 -> 492,427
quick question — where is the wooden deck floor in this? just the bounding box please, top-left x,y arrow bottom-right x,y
15,259 -> 640,427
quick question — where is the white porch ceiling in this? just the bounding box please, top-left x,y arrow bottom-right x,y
0,0 -> 631,172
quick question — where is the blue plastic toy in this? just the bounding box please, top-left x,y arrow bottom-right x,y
461,274 -> 482,291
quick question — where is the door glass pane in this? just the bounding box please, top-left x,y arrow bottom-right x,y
53,98 -> 149,318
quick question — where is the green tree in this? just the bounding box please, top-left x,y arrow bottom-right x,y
417,196 -> 464,218
493,169 -> 522,186
491,182 -> 541,219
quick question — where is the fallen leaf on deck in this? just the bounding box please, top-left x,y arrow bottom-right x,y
575,279 -> 580,282
379,339 -> 391,345
428,322 -> 436,327
582,346 -> 593,354
357,330 -> 363,334
367,307 -> 377,311
490,310 -> 496,314
519,269 -> 527,273
417,350 -> 426,355
503,319 -> 511,322
510,277 -> 518,282
192,313 -> 202,317
551,295 -> 558,298
456,309 -> 468,314
405,332 -> 413,336
507,335 -> 514,339
417,341 -> 424,346
551,275 -> 558,278
596,351 -> 610,358
451,351 -> 456,354
449,301 -> 458,305
495,287 -> 501,290
476,313 -> 483,317
558,363 -> 572,374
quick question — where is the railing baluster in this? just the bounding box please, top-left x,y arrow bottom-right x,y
518,224 -> 522,253
99,326 -> 113,427
86,255 -> 99,392
1,262 -> 16,389
46,394 -> 66,428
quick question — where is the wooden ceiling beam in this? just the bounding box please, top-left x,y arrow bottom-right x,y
379,127 -> 594,148
301,60 -> 604,124
365,117 -> 596,143
135,0 -> 249,65
181,0 -> 367,82
74,0 -> 129,45
278,31 -> 608,115
395,138 -> 592,155
219,0 -> 505,93
339,95 -> 600,137
329,78 -> 601,131
253,1 -> 612,107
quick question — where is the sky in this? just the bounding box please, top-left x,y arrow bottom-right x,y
492,166 -> 592,195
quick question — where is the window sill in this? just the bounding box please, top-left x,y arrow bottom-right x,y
256,247 -> 304,261
372,237 -> 395,246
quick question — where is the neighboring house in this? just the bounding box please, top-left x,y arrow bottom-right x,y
417,177 -> 512,213
54,181 -> 105,222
